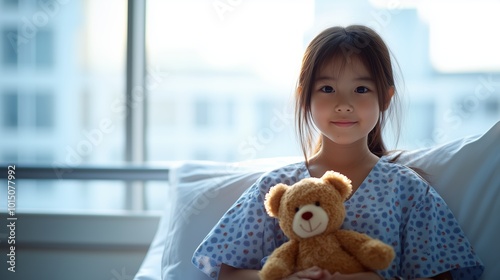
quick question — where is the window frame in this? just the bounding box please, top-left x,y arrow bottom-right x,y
0,0 -> 154,212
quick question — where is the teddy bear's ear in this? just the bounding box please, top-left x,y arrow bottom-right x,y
264,183 -> 288,217
321,171 -> 352,201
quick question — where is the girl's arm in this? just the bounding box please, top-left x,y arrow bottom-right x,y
432,271 -> 452,279
219,263 -> 260,280
325,270 -> 451,280
219,264 -> 452,280
219,263 -> 328,280
415,271 -> 453,280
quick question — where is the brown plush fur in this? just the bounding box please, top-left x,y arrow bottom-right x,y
259,171 -> 395,280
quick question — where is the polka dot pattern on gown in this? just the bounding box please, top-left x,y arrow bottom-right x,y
191,156 -> 484,279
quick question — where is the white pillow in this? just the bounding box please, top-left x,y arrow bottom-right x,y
396,121 -> 500,280
134,121 -> 499,280
135,158 -> 299,280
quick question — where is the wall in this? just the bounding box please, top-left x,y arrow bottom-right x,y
0,212 -> 160,280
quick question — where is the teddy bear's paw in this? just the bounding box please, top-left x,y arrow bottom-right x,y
359,240 -> 395,270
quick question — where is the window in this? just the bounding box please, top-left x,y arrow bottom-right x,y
1,90 -> 54,129
145,0 -> 307,162
420,1 -> 500,73
2,90 -> 18,128
1,0 -> 499,213
2,0 -> 18,9
195,99 -> 210,128
0,0 -> 128,212
2,28 -> 18,66
35,92 -> 54,128
35,30 -> 53,68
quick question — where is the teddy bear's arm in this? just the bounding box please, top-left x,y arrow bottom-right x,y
334,230 -> 395,270
259,240 -> 299,280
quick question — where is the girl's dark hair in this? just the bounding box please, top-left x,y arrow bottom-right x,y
295,25 -> 401,160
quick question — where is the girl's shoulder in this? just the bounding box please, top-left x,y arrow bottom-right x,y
375,156 -> 438,202
253,160 -> 309,194
377,155 -> 430,185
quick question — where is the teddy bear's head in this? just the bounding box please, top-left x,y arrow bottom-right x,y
264,171 -> 352,240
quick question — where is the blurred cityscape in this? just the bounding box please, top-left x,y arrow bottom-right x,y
0,0 -> 498,211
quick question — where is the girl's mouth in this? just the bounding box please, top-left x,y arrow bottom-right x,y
332,121 -> 357,127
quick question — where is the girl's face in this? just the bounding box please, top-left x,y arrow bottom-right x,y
311,56 -> 381,147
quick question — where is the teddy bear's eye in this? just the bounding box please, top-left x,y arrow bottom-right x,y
315,201 -> 320,207
295,207 -> 300,213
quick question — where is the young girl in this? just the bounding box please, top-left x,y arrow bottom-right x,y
191,25 -> 484,280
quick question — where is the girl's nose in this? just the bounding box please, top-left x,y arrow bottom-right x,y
335,104 -> 353,112
334,93 -> 353,112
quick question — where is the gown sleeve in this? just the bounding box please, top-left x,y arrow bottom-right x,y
398,170 -> 484,279
191,171 -> 289,279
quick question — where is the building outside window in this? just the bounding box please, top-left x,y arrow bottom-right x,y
0,0 -> 499,213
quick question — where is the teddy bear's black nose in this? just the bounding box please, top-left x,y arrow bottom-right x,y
302,211 -> 313,221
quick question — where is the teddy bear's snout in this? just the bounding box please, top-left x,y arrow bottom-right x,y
292,204 -> 329,238
302,211 -> 313,220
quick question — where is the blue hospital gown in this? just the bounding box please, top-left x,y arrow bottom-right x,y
192,157 -> 484,279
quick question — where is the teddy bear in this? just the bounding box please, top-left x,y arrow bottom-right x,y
259,171 -> 395,280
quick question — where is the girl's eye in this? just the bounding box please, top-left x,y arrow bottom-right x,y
320,86 -> 334,93
355,86 -> 369,94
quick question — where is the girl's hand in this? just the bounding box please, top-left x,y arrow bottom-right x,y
282,268 -> 383,280
283,266 -> 326,280
327,271 -> 383,280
